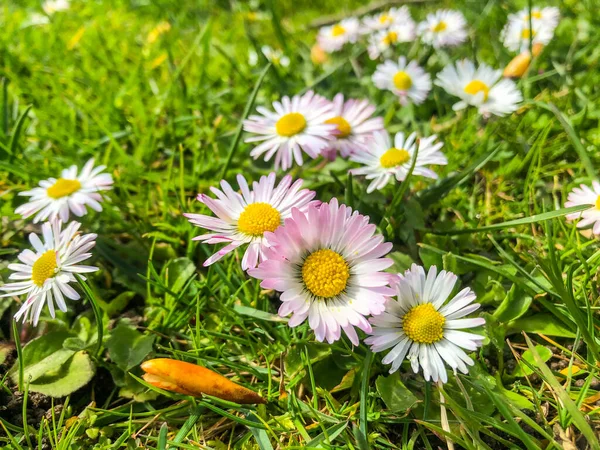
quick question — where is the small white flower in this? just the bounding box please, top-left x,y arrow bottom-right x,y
368,23 -> 416,60
350,131 -> 446,193
15,159 -> 113,223
366,264 -> 485,383
435,59 -> 522,117
42,0 -> 70,15
502,18 -> 554,53
321,93 -> 384,160
362,6 -> 413,33
511,6 -> 560,32
418,10 -> 467,48
565,182 -> 600,234
249,45 -> 290,67
317,18 -> 360,53
372,57 -> 431,105
243,91 -> 335,171
0,220 -> 98,326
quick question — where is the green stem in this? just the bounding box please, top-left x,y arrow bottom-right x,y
359,350 -> 373,450
12,321 -> 24,392
75,275 -> 104,357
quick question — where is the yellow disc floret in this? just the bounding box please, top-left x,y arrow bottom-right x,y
275,113 -> 307,137
237,203 -> 281,237
332,24 -> 346,37
432,21 -> 447,32
380,148 -> 410,168
325,116 -> 352,139
383,31 -> 398,45
393,71 -> 412,90
402,303 -> 445,344
31,250 -> 58,287
521,28 -> 536,39
47,178 -> 82,199
379,13 -> 392,25
302,249 -> 349,298
464,80 -> 490,102
595,195 -> 600,210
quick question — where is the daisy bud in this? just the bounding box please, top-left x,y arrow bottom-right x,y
310,44 -> 328,65
503,52 -> 531,78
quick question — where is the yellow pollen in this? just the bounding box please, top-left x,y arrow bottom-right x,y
432,21 -> 447,32
596,195 -> 600,210
47,178 -> 82,199
302,249 -> 349,298
464,80 -> 490,101
383,31 -> 398,45
325,116 -> 352,139
521,28 -> 536,39
380,148 -> 410,168
31,250 -> 58,287
275,112 -> 307,137
402,303 -> 445,344
332,24 -> 346,37
237,203 -> 281,237
393,71 -> 412,90
379,14 -> 392,24
526,11 -> 542,20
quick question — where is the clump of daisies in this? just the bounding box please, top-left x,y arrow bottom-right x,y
249,199 -> 395,345
184,173 -> 316,270
366,264 -> 485,382
372,57 -> 431,105
15,159 -> 114,223
502,6 -> 559,53
564,182 -> 600,235
0,220 -> 98,326
350,130 -> 446,193
243,91 -> 335,170
362,6 -> 413,33
362,7 -> 416,59
418,10 -> 467,48
249,45 -> 290,68
317,18 -> 360,53
435,59 -> 522,117
321,94 -> 384,160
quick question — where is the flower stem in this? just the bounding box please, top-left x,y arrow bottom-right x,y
75,275 -> 104,357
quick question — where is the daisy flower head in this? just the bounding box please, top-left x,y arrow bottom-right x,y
366,264 -> 485,382
321,93 -> 384,160
564,181 -> 600,235
0,219 -> 98,326
184,173 -> 316,270
501,19 -> 553,53
42,0 -> 69,15
362,6 -> 413,33
248,199 -> 395,345
418,10 -> 467,48
512,6 -> 560,32
435,59 -> 523,117
350,131 -> 446,193
368,23 -> 416,60
15,159 -> 114,223
243,91 -> 336,171
249,45 -> 290,68
317,18 -> 360,53
372,56 -> 431,105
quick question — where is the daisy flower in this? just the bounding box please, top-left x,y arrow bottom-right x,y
368,23 -> 416,60
564,182 -> 600,235
501,19 -> 553,53
42,0 -> 69,14
350,131 -> 446,193
435,59 -> 522,117
418,10 -> 467,48
362,6 -> 412,33
511,6 -> 560,32
366,264 -> 485,383
317,18 -> 360,53
184,173 -> 316,270
321,94 -> 384,160
372,57 -> 431,105
0,220 -> 98,326
15,159 -> 113,224
243,91 -> 336,171
248,199 -> 395,345
249,45 -> 290,68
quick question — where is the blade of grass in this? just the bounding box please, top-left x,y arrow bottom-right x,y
75,275 -> 104,358
357,350 -> 372,450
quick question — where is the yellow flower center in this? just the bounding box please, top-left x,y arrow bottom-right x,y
47,178 -> 82,199
393,71 -> 412,90
325,116 -> 352,139
332,24 -> 346,37
464,80 -> 490,101
432,21 -> 447,32
31,250 -> 58,287
302,249 -> 349,299
379,13 -> 392,24
595,195 -> 600,210
380,148 -> 410,168
402,303 -> 445,344
521,28 -> 537,39
237,203 -> 281,237
275,112 -> 307,137
383,31 -> 398,45
526,11 -> 542,20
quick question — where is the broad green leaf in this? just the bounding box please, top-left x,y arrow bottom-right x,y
493,285 -> 532,323
63,338 -> 86,351
513,345 -> 552,377
387,251 -> 415,273
106,322 -> 155,371
163,257 -> 196,299
26,351 -> 94,397
507,313 -> 576,338
375,372 -> 419,412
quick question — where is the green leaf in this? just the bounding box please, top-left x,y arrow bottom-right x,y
305,421 -> 348,448
246,412 -> 274,450
513,345 -> 552,377
106,322 -> 155,371
507,313 -> 576,338
493,285 -> 532,323
26,351 -> 95,398
375,372 -> 419,412
163,257 -> 196,301
387,251 -> 415,273
63,338 -> 87,351
233,304 -> 287,322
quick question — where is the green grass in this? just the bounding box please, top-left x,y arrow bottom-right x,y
1,0 -> 600,448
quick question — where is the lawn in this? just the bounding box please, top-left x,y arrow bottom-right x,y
1,0 -> 600,449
